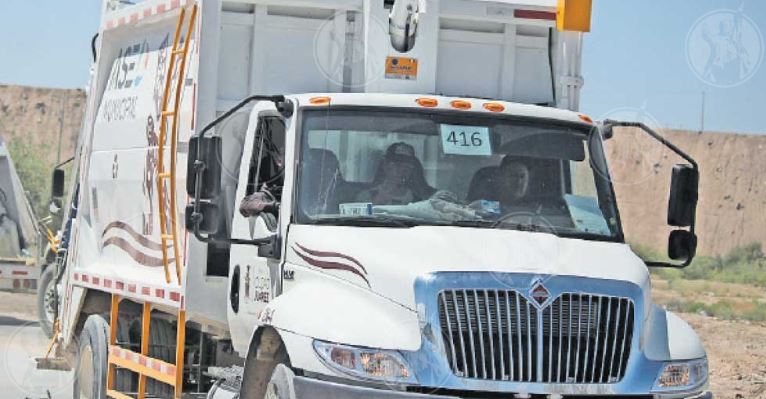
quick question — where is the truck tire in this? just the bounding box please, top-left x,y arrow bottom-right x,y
73,315 -> 110,399
145,317 -> 176,398
73,314 -> 135,399
37,266 -> 56,338
240,328 -> 290,399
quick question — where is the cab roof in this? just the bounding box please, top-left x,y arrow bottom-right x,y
289,93 -> 594,127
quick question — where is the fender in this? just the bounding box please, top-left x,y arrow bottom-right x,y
246,264 -> 420,357
642,304 -> 706,361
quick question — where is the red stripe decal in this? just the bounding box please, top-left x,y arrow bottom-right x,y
107,20 -> 115,29
295,243 -> 367,274
127,284 -> 137,293
143,7 -> 153,17
82,275 -> 90,283
141,287 -> 151,296
169,292 -> 181,302
118,16 -> 126,26
129,13 -> 139,23
11,270 -> 28,276
157,4 -> 167,13
74,273 -> 79,281
139,356 -> 147,367
292,247 -> 370,287
171,0 -> 181,9
155,289 -> 165,298
116,281 -> 125,290
92,277 -> 100,285
514,9 -> 557,21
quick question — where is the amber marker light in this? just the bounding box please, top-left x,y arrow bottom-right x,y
483,102 -> 505,112
416,97 -> 439,107
309,96 -> 331,105
450,100 -> 472,110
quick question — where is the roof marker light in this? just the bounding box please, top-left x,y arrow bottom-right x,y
450,100 -> 472,110
309,96 -> 331,105
416,98 -> 439,108
578,114 -> 594,124
483,102 -> 505,112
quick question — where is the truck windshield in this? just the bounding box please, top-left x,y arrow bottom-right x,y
296,108 -> 621,241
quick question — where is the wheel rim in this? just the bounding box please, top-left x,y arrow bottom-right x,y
78,345 -> 95,399
43,278 -> 56,324
265,382 -> 279,399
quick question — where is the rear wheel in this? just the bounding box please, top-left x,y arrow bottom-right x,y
37,266 -> 56,337
73,315 -> 109,399
73,314 -> 135,399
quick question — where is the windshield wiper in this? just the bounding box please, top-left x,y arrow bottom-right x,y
311,214 -> 422,228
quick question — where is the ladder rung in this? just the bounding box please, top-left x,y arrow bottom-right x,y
172,49 -> 186,55
162,234 -> 174,240
106,390 -> 134,399
158,172 -> 171,179
161,110 -> 176,117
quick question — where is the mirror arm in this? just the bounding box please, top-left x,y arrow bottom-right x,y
53,156 -> 75,170
601,120 -> 698,170
191,93 -> 290,245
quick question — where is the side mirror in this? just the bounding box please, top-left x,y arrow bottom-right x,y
187,135 -> 222,200
599,123 -> 614,140
185,201 -> 220,235
668,164 -> 699,227
51,169 -> 66,198
668,230 -> 697,262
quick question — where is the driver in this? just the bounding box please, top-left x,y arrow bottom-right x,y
498,157 -> 531,206
357,142 -> 434,205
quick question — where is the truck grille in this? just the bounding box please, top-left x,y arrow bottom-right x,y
438,290 -> 634,384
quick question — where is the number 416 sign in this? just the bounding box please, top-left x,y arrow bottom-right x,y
440,124 -> 492,156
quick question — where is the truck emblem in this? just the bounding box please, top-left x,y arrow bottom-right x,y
530,282 -> 550,306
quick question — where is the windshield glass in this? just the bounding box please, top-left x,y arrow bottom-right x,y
296,108 -> 621,240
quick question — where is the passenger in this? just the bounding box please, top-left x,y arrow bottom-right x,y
357,142 -> 434,205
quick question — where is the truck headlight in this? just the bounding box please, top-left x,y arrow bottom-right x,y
653,358 -> 708,392
313,340 -> 416,384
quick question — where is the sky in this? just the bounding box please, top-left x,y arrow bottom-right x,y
0,0 -> 763,134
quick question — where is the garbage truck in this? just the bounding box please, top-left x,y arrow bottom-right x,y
0,136 -> 55,294
40,0 -> 711,398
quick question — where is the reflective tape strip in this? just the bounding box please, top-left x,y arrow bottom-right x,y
108,346 -> 177,386
104,0 -> 193,30
71,272 -> 183,308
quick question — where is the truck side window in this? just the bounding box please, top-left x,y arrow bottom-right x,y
246,116 -> 286,200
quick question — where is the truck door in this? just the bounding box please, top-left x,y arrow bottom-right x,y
227,113 -> 285,338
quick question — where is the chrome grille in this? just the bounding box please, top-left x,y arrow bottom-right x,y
438,290 -> 634,384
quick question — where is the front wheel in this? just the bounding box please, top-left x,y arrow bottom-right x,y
37,266 -> 57,338
240,328 -> 290,399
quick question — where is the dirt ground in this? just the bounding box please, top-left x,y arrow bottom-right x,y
0,290 -> 764,398
681,313 -> 766,399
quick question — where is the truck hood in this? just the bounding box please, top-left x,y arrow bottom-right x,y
285,225 -> 651,311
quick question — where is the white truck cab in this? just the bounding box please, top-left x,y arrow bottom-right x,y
43,0 -> 710,398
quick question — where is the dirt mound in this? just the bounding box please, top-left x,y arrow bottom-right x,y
0,84 -> 84,165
